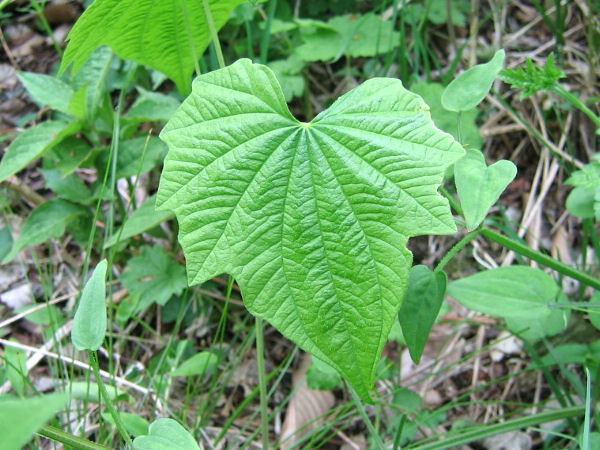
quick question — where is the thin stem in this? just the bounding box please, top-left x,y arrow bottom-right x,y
88,351 -> 133,447
348,385 -> 386,449
255,317 -> 269,449
582,367 -> 592,450
435,231 -> 479,272
552,84 -> 600,129
38,425 -> 112,450
259,0 -> 278,63
202,0 -> 225,69
480,227 -> 600,291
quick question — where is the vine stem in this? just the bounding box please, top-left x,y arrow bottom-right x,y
202,0 -> 225,69
255,317 -> 270,449
480,227 -> 600,291
89,351 -> 133,447
434,230 -> 478,273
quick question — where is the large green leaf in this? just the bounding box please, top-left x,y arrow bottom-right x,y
156,59 -> 464,399
60,0 -> 247,94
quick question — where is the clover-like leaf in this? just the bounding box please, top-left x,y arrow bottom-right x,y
59,0 -> 247,94
157,59 -> 464,400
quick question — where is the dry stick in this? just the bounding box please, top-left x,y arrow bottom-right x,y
0,336 -> 153,396
468,0 -> 480,67
3,175 -> 46,207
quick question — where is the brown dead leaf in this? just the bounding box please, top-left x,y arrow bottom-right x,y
280,353 -> 335,449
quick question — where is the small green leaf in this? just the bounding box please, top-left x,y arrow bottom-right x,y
120,246 -> 187,312
42,169 -> 92,204
448,266 -> 570,339
0,393 -> 68,450
133,418 -> 200,450
170,351 -> 218,377
0,121 -> 79,183
17,72 -> 74,115
127,88 -> 181,122
104,196 -> 174,248
442,49 -> 505,112
60,0 -> 247,94
398,265 -> 447,364
3,199 -> 87,263
566,187 -> 596,219
46,137 -> 94,177
455,149 -> 517,230
411,82 -> 482,149
72,46 -> 114,120
157,59 -> 464,400
72,259 -> 108,351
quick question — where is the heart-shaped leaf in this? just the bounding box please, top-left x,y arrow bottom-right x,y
448,266 -> 570,340
133,418 -> 199,450
156,59 -> 464,400
59,0 -> 247,94
442,49 -> 505,112
455,149 -> 517,230
398,265 -> 447,364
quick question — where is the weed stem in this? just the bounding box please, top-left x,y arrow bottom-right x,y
255,317 -> 270,449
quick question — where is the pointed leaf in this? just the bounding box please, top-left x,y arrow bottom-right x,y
3,199 -> 88,263
442,49 -> 505,112
0,393 -> 68,450
455,149 -> 517,230
72,259 -> 108,351
0,121 -> 80,183
60,0 -> 247,94
17,72 -> 74,115
157,59 -> 464,400
399,265 -> 447,364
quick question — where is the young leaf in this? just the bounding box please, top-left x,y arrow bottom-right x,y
104,196 -> 174,248
0,393 -> 68,450
410,82 -> 482,149
454,149 -> 517,230
170,351 -> 218,377
72,259 -> 108,351
398,265 -> 447,364
59,0 -> 247,94
102,412 -> 150,437
72,46 -> 114,120
133,418 -> 200,450
448,266 -> 570,340
499,54 -> 566,99
3,199 -> 88,263
120,246 -> 187,312
442,49 -> 505,112
565,159 -> 600,220
156,59 -> 464,400
0,121 -> 80,183
17,72 -> 74,115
